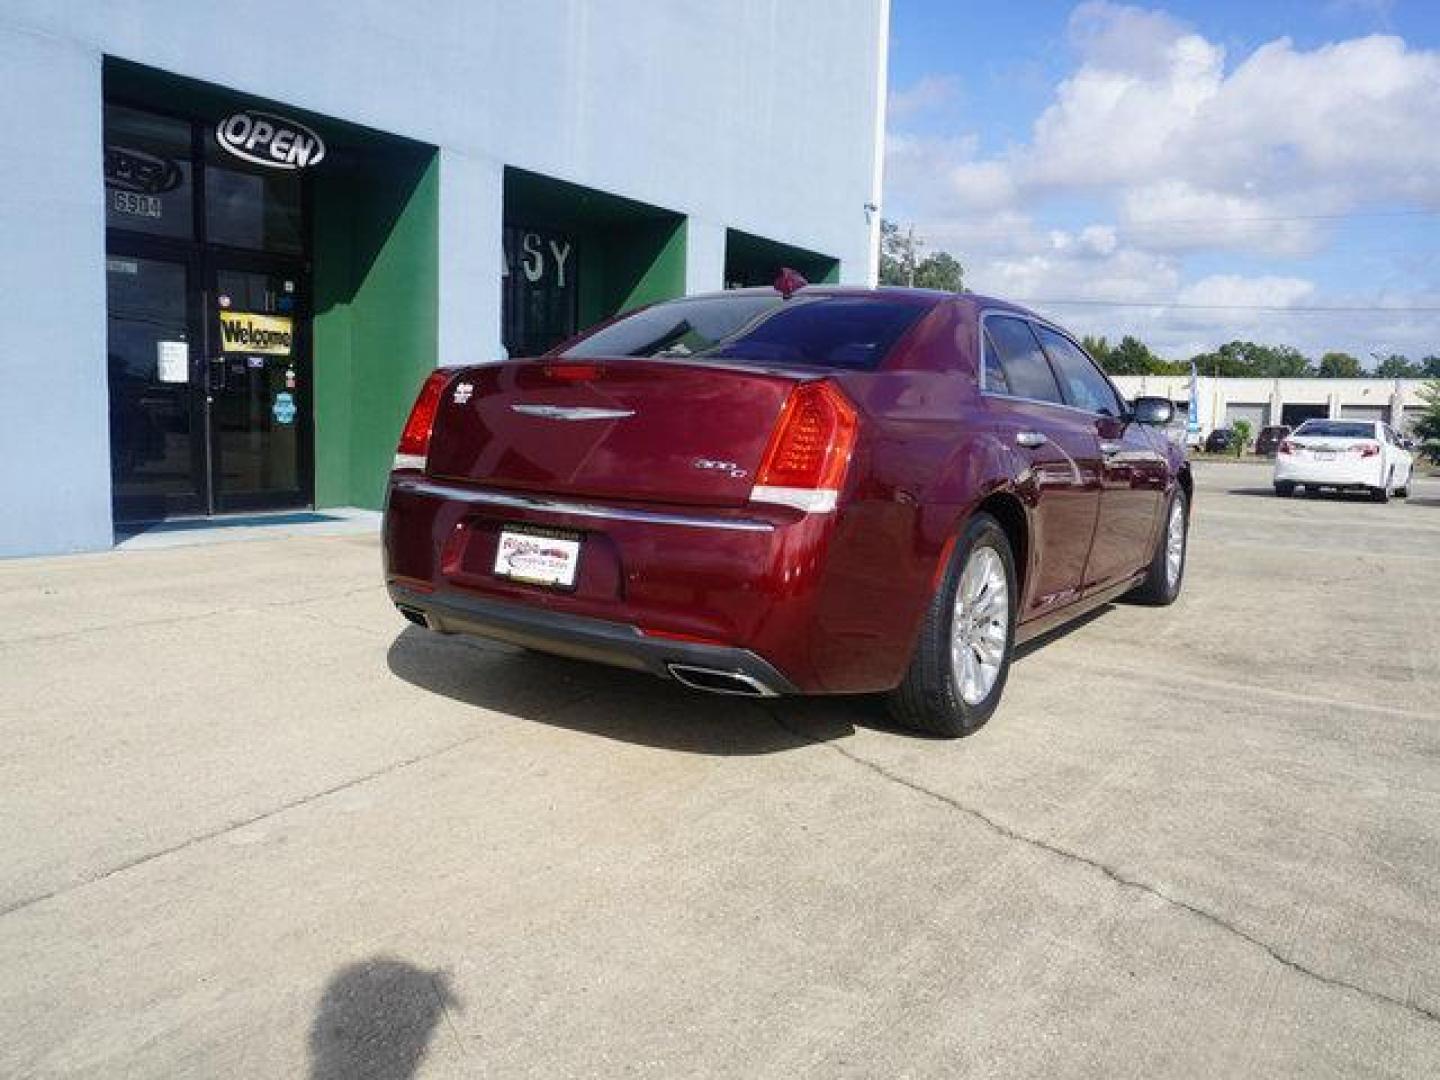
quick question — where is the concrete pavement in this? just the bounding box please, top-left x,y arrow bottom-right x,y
2,463 -> 1438,1077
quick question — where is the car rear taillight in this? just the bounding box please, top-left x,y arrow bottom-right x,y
1355,443 -> 1380,457
1278,439 -> 1296,456
751,380 -> 858,513
393,369 -> 453,470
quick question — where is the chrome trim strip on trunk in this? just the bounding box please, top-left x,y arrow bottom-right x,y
392,477 -> 776,532
510,404 -> 636,421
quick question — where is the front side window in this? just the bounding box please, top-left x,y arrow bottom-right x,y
1035,325 -> 1124,416
562,294 -> 927,371
984,315 -> 1064,403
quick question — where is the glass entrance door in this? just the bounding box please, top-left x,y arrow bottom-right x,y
104,101 -> 314,523
208,262 -> 310,513
106,252 -> 207,521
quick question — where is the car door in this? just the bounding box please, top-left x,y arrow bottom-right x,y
980,315 -> 1102,620
1032,324 -> 1167,592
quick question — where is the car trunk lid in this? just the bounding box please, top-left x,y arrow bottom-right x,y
425,358 -> 804,507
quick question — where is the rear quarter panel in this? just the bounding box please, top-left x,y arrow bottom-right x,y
807,301 -> 1020,689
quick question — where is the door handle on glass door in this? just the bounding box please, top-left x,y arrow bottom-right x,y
207,356 -> 227,393
1016,431 -> 1048,448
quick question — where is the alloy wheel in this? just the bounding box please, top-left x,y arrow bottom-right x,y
1165,499 -> 1185,590
951,546 -> 1009,706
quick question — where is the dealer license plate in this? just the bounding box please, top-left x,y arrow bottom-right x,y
494,526 -> 581,589
1314,451 -> 1336,461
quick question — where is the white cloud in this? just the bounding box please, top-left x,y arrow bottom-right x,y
883,4 -> 1440,357
1177,274 -> 1316,308
888,74 -> 961,121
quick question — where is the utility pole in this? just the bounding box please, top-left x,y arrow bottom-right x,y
904,223 -> 924,287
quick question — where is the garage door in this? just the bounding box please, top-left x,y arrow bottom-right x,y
1225,403 -> 1267,428
1340,405 -> 1386,423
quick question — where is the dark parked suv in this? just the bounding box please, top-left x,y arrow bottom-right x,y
1255,425 -> 1291,456
1204,428 -> 1238,454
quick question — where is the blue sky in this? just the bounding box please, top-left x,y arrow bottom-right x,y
884,0 -> 1440,362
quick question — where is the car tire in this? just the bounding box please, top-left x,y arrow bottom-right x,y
1130,486 -> 1188,606
1274,481 -> 1295,498
1397,466 -> 1410,499
886,513 -> 1016,738
1370,473 -> 1391,503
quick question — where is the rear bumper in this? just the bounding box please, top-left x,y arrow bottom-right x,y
390,583 -> 799,695
1274,457 -> 1382,487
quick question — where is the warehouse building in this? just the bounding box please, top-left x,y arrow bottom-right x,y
0,1 -> 889,556
1111,376 -> 1430,437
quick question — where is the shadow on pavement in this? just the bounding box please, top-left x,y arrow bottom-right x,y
1013,602 -> 1115,661
386,625 -> 864,754
308,957 -> 460,1080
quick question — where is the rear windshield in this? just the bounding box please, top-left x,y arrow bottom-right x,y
559,294 -> 928,371
1294,420 -> 1374,438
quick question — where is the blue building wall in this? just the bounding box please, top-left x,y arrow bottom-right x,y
0,0 -> 888,555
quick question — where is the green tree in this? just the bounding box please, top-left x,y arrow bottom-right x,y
878,219 -> 922,287
1105,335 -> 1163,374
1081,335 -> 1112,368
1414,380 -> 1440,463
878,219 -> 964,291
1421,356 -> 1440,378
1231,418 -> 1253,457
912,251 -> 965,292
1318,351 -> 1363,378
1190,341 -> 1313,378
1373,353 -> 1419,378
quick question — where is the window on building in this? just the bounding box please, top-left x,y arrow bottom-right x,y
103,105 -> 194,240
503,224 -> 578,357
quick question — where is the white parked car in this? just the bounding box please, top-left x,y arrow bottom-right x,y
1273,419 -> 1414,502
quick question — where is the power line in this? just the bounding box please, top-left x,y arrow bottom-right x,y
1012,297 -> 1440,314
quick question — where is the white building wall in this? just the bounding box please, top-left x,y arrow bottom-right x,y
1112,376 -> 1430,434
0,0 -> 885,555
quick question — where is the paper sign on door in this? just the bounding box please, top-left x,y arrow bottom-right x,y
156,340 -> 189,384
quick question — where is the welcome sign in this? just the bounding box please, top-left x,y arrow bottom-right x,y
219,311 -> 294,356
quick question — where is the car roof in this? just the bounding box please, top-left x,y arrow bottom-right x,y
683,285 -> 1046,319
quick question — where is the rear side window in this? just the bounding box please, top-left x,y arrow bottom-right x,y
561,294 -> 927,371
984,315 -> 1064,404
981,332 -> 1011,394
1034,325 -> 1124,417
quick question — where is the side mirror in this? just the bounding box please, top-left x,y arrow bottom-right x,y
1131,396 -> 1175,426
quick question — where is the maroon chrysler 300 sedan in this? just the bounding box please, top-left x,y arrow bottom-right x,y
384,282 -> 1191,736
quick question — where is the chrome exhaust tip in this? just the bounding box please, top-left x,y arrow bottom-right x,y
666,664 -> 779,698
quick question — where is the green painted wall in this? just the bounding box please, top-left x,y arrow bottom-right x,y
507,168 -> 688,339
724,228 -> 839,287
313,153 -> 439,509
577,218 -> 687,326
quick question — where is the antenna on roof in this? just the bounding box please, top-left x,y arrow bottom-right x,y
773,267 -> 808,299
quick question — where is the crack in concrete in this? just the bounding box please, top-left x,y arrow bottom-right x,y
0,690 -> 601,921
766,707 -> 1439,1028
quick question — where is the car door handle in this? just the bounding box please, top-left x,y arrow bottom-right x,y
1016,431 -> 1048,448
